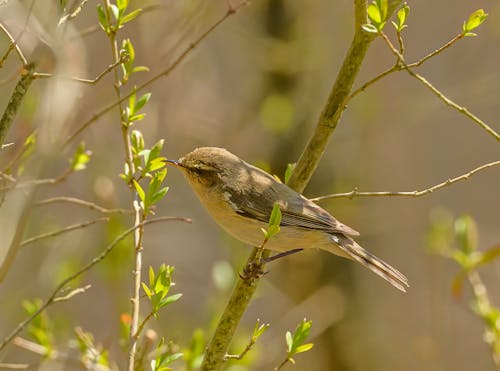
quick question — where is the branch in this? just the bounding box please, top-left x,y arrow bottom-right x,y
201,3 -> 405,370
34,196 -> 132,214
286,0 -> 404,192
20,217 -> 109,247
348,31 -> 472,111
0,362 -> 29,369
58,0 -> 90,27
0,166 -> 74,192
311,160 -> 500,201
286,0 -> 380,193
467,271 -> 500,367
63,0 -> 250,147
33,57 -> 125,85
0,23 -> 28,66
0,216 -> 190,352
379,32 -> 500,142
0,64 -> 36,147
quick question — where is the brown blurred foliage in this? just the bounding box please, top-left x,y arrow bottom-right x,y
0,0 -> 499,370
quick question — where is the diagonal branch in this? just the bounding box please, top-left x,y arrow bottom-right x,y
63,1 -> 250,147
0,216 -> 191,352
34,197 -> 132,214
20,217 -> 109,247
311,160 -> 500,201
379,31 -> 500,142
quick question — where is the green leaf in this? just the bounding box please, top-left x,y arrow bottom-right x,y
150,187 -> 169,205
393,4 -> 409,32
96,4 -> 109,32
149,266 -> 155,286
116,0 -> 128,12
285,331 -> 293,352
284,163 -> 295,184
70,143 -> 92,171
294,343 -> 314,354
288,319 -> 313,355
142,282 -> 152,298
121,8 -> 142,26
477,244 -> 500,266
367,3 -> 381,23
130,113 -> 146,122
110,4 -> 120,21
149,157 -> 167,172
253,319 -> 270,339
376,0 -> 388,20
454,215 -> 478,254
463,9 -> 488,35
128,91 -> 136,114
149,140 -> 164,163
361,23 -> 379,33
265,203 -> 282,239
131,130 -> 144,152
133,179 -> 145,202
159,293 -> 183,308
135,93 -> 151,113
397,4 -> 409,26
269,203 -> 282,228
132,66 -> 150,73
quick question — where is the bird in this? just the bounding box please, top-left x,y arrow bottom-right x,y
166,147 -> 409,292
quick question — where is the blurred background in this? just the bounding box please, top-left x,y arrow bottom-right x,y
1,0 -> 499,370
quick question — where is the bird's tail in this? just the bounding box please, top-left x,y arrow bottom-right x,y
329,234 -> 409,292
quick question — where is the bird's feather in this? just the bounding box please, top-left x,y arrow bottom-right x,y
221,164 -> 359,237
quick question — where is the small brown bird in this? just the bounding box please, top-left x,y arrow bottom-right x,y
167,147 -> 409,292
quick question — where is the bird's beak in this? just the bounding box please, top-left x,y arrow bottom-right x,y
164,159 -> 183,168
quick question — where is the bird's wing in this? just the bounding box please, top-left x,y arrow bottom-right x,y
223,180 -> 359,237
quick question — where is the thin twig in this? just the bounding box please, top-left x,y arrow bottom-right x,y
0,23 -> 28,66
379,31 -> 500,142
34,196 -> 133,214
275,357 -> 290,371
223,335 -> 257,361
134,311 -> 156,341
67,4 -> 162,41
13,336 -> 60,358
348,31 -> 470,110
63,1 -> 250,147
58,0 -> 90,27
34,57 -> 126,84
407,33 -> 463,68
20,217 -> 109,247
98,0 -> 144,367
53,284 -> 92,302
0,216 -> 191,352
467,271 -> 500,367
348,64 -> 399,101
0,167 -> 74,192
0,194 -> 34,283
311,160 -> 500,201
0,362 -> 29,369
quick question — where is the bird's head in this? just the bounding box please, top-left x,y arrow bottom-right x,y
166,147 -> 240,188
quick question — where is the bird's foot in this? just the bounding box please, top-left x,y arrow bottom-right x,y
239,260 -> 267,281
264,248 -> 304,263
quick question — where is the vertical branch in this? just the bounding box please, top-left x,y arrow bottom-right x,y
287,0 -> 376,193
201,1 -> 403,370
99,1 -> 144,369
0,64 -> 35,147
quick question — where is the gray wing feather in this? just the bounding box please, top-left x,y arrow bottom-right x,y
223,177 -> 359,236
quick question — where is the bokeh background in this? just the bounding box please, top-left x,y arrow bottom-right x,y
1,0 -> 499,370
